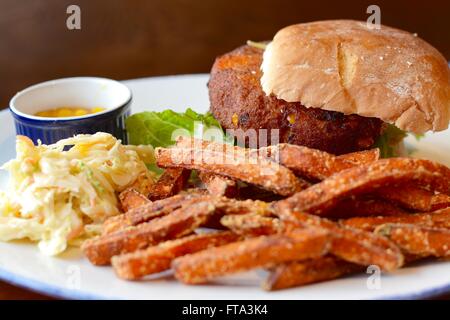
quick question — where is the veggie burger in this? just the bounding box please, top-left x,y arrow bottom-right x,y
208,20 -> 450,156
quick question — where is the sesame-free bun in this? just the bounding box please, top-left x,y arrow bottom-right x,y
261,20 -> 450,133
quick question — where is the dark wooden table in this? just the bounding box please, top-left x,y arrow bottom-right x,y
0,282 -> 51,300
1,279 -> 449,300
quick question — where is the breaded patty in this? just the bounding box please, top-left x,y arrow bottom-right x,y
208,45 -> 383,155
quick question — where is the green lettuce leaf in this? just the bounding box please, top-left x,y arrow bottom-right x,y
374,124 -> 408,158
126,108 -> 232,147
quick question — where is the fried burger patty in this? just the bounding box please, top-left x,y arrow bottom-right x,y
208,45 -> 383,155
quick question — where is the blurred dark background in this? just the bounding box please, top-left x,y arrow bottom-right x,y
1,0 -> 449,108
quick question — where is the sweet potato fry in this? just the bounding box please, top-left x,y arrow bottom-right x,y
126,172 -> 155,197
321,197 -> 408,219
375,185 -> 450,212
236,184 -> 286,202
198,172 -> 237,197
102,214 -> 132,235
423,208 -> 450,229
172,227 -> 330,284
342,215 -> 417,232
331,225 -> 404,271
336,149 -> 380,165
119,188 -> 150,212
342,207 -> 450,232
220,214 -> 281,236
263,257 -> 362,291
155,145 -> 306,196
119,195 -> 272,232
126,193 -> 210,226
169,137 -> 450,214
148,168 -> 191,200
104,193 -> 209,234
112,231 -> 240,280
175,136 -> 250,154
263,144 -> 447,213
215,198 -> 272,216
263,144 -> 379,181
176,136 -> 279,167
277,211 -> 404,271
177,136 -> 313,189
202,198 -> 274,229
275,158 -> 450,217
82,201 -> 216,265
375,223 -> 450,257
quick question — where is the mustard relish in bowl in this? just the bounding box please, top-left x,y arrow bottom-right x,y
35,107 -> 105,118
9,77 -> 132,145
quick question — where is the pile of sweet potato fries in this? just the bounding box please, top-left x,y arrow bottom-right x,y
82,136 -> 450,290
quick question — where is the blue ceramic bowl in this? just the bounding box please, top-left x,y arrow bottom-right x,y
9,77 -> 132,145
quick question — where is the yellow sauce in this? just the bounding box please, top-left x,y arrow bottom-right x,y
36,107 -> 105,118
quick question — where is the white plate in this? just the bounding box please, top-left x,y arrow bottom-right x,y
0,74 -> 449,300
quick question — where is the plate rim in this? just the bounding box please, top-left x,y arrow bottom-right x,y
1,261 -> 450,300
1,73 -> 450,300
0,264 -> 112,300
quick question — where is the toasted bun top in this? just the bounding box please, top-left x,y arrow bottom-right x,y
261,20 -> 450,133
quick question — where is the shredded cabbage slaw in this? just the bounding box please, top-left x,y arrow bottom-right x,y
0,133 -> 154,255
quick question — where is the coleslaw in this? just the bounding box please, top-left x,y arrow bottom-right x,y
0,132 -> 154,255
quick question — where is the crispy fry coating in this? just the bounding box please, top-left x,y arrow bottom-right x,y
173,228 -> 330,284
155,145 -> 305,196
177,136 -> 312,189
119,188 -> 150,212
331,225 -> 404,271
176,136 -> 263,160
336,149 -> 380,165
203,197 -> 274,229
126,193 -> 209,226
103,193 -> 208,234
375,223 -> 450,257
322,197 -> 408,219
262,144 -> 446,215
184,137 -> 379,182
110,194 -> 273,235
126,172 -> 155,197
102,214 -> 132,235
277,211 -> 404,271
375,185 -> 450,212
199,172 -> 238,197
149,168 -> 191,200
220,214 -> 281,236
82,201 -> 215,265
215,198 -> 272,216
112,231 -> 240,280
275,158 -> 450,216
262,144 -> 380,181
342,207 -> 450,231
263,257 -> 362,291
